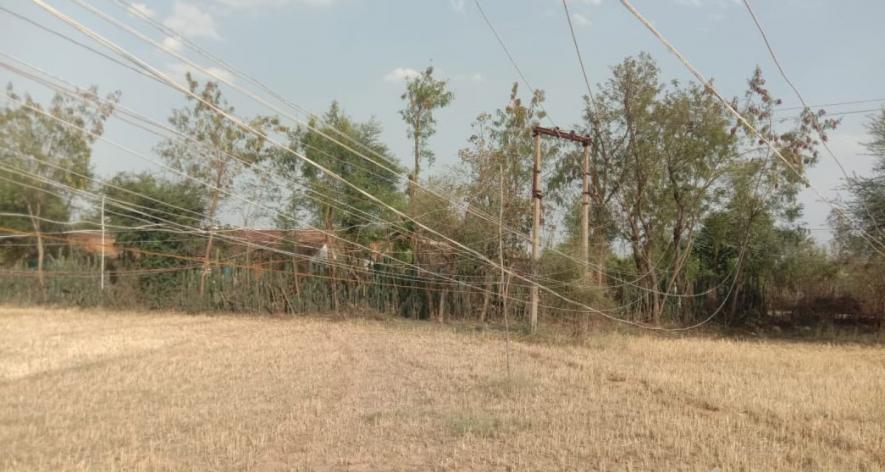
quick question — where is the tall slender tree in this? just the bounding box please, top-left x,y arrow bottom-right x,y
400,66 -> 453,214
279,102 -> 405,312
157,74 -> 283,296
457,83 -> 551,320
835,109 -> 885,255
0,85 -> 116,288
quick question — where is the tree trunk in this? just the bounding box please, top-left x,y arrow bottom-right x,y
291,254 -> 301,296
640,249 -> 663,324
411,129 -> 420,211
438,287 -> 446,323
479,275 -> 491,323
199,166 -> 226,297
324,209 -> 339,314
199,229 -> 216,297
595,237 -> 606,286
649,270 -> 662,324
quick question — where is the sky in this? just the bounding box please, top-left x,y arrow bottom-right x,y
2,0 -> 884,242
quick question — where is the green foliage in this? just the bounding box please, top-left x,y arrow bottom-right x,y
1,58 -> 868,333
458,83 -> 552,260
547,54 -> 738,320
400,66 -> 454,172
0,84 -> 116,276
828,110 -> 885,318
834,110 -> 885,258
282,102 -> 406,244
101,172 -> 208,304
156,74 -> 285,223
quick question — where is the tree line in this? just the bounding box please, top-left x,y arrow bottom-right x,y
1,54 -> 882,333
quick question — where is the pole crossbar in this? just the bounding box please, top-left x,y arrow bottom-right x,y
531,126 -> 592,145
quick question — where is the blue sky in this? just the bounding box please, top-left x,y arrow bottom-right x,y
2,0 -> 884,240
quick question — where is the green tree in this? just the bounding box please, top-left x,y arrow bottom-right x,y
468,83 -> 551,253
456,83 -> 552,321
279,102 -> 404,313
834,110 -> 885,256
552,54 -> 735,323
101,172 -> 207,305
0,85 -> 116,286
156,74 -> 284,296
400,66 -> 454,212
283,102 -> 405,245
712,68 -> 837,322
830,110 -> 885,317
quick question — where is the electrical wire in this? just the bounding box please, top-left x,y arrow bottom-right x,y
740,0 -> 882,234
7,3 -> 730,301
618,0 -> 885,259
10,0 -> 742,328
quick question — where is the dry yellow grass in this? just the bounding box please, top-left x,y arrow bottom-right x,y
1,306 -> 883,471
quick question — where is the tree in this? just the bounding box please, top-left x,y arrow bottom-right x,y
156,74 -> 284,296
553,54 -> 735,323
279,102 -> 405,312
711,67 -> 837,322
835,110 -> 885,256
0,84 -> 116,287
457,83 -> 552,321
546,56 -> 833,325
400,66 -> 454,213
101,172 -> 207,305
283,102 -> 405,244
830,110 -> 885,318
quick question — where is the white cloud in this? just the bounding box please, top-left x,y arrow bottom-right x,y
384,67 -> 420,83
455,72 -> 485,84
166,62 -> 235,84
163,2 -> 220,40
449,0 -> 466,12
128,2 -> 155,18
674,0 -> 739,7
572,12 -> 591,27
205,66 -> 236,84
214,0 -> 336,7
162,36 -> 184,53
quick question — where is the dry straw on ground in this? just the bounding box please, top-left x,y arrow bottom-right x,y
1,306 -> 883,471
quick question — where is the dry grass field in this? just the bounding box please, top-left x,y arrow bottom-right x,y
1,306 -> 883,471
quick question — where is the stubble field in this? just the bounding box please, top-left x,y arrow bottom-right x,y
1,306 -> 883,471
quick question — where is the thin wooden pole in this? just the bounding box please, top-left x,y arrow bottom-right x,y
530,131 -> 542,334
100,195 -> 105,292
499,160 -> 511,379
580,143 -> 592,336
581,143 -> 591,283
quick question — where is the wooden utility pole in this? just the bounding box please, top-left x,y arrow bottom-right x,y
529,126 -> 592,334
590,152 -> 602,285
581,142 -> 591,282
530,131 -> 542,334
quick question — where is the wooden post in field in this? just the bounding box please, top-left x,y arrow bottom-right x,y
581,142 -> 591,283
100,195 -> 106,292
591,153 -> 602,285
530,130 -> 542,334
580,142 -> 592,335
